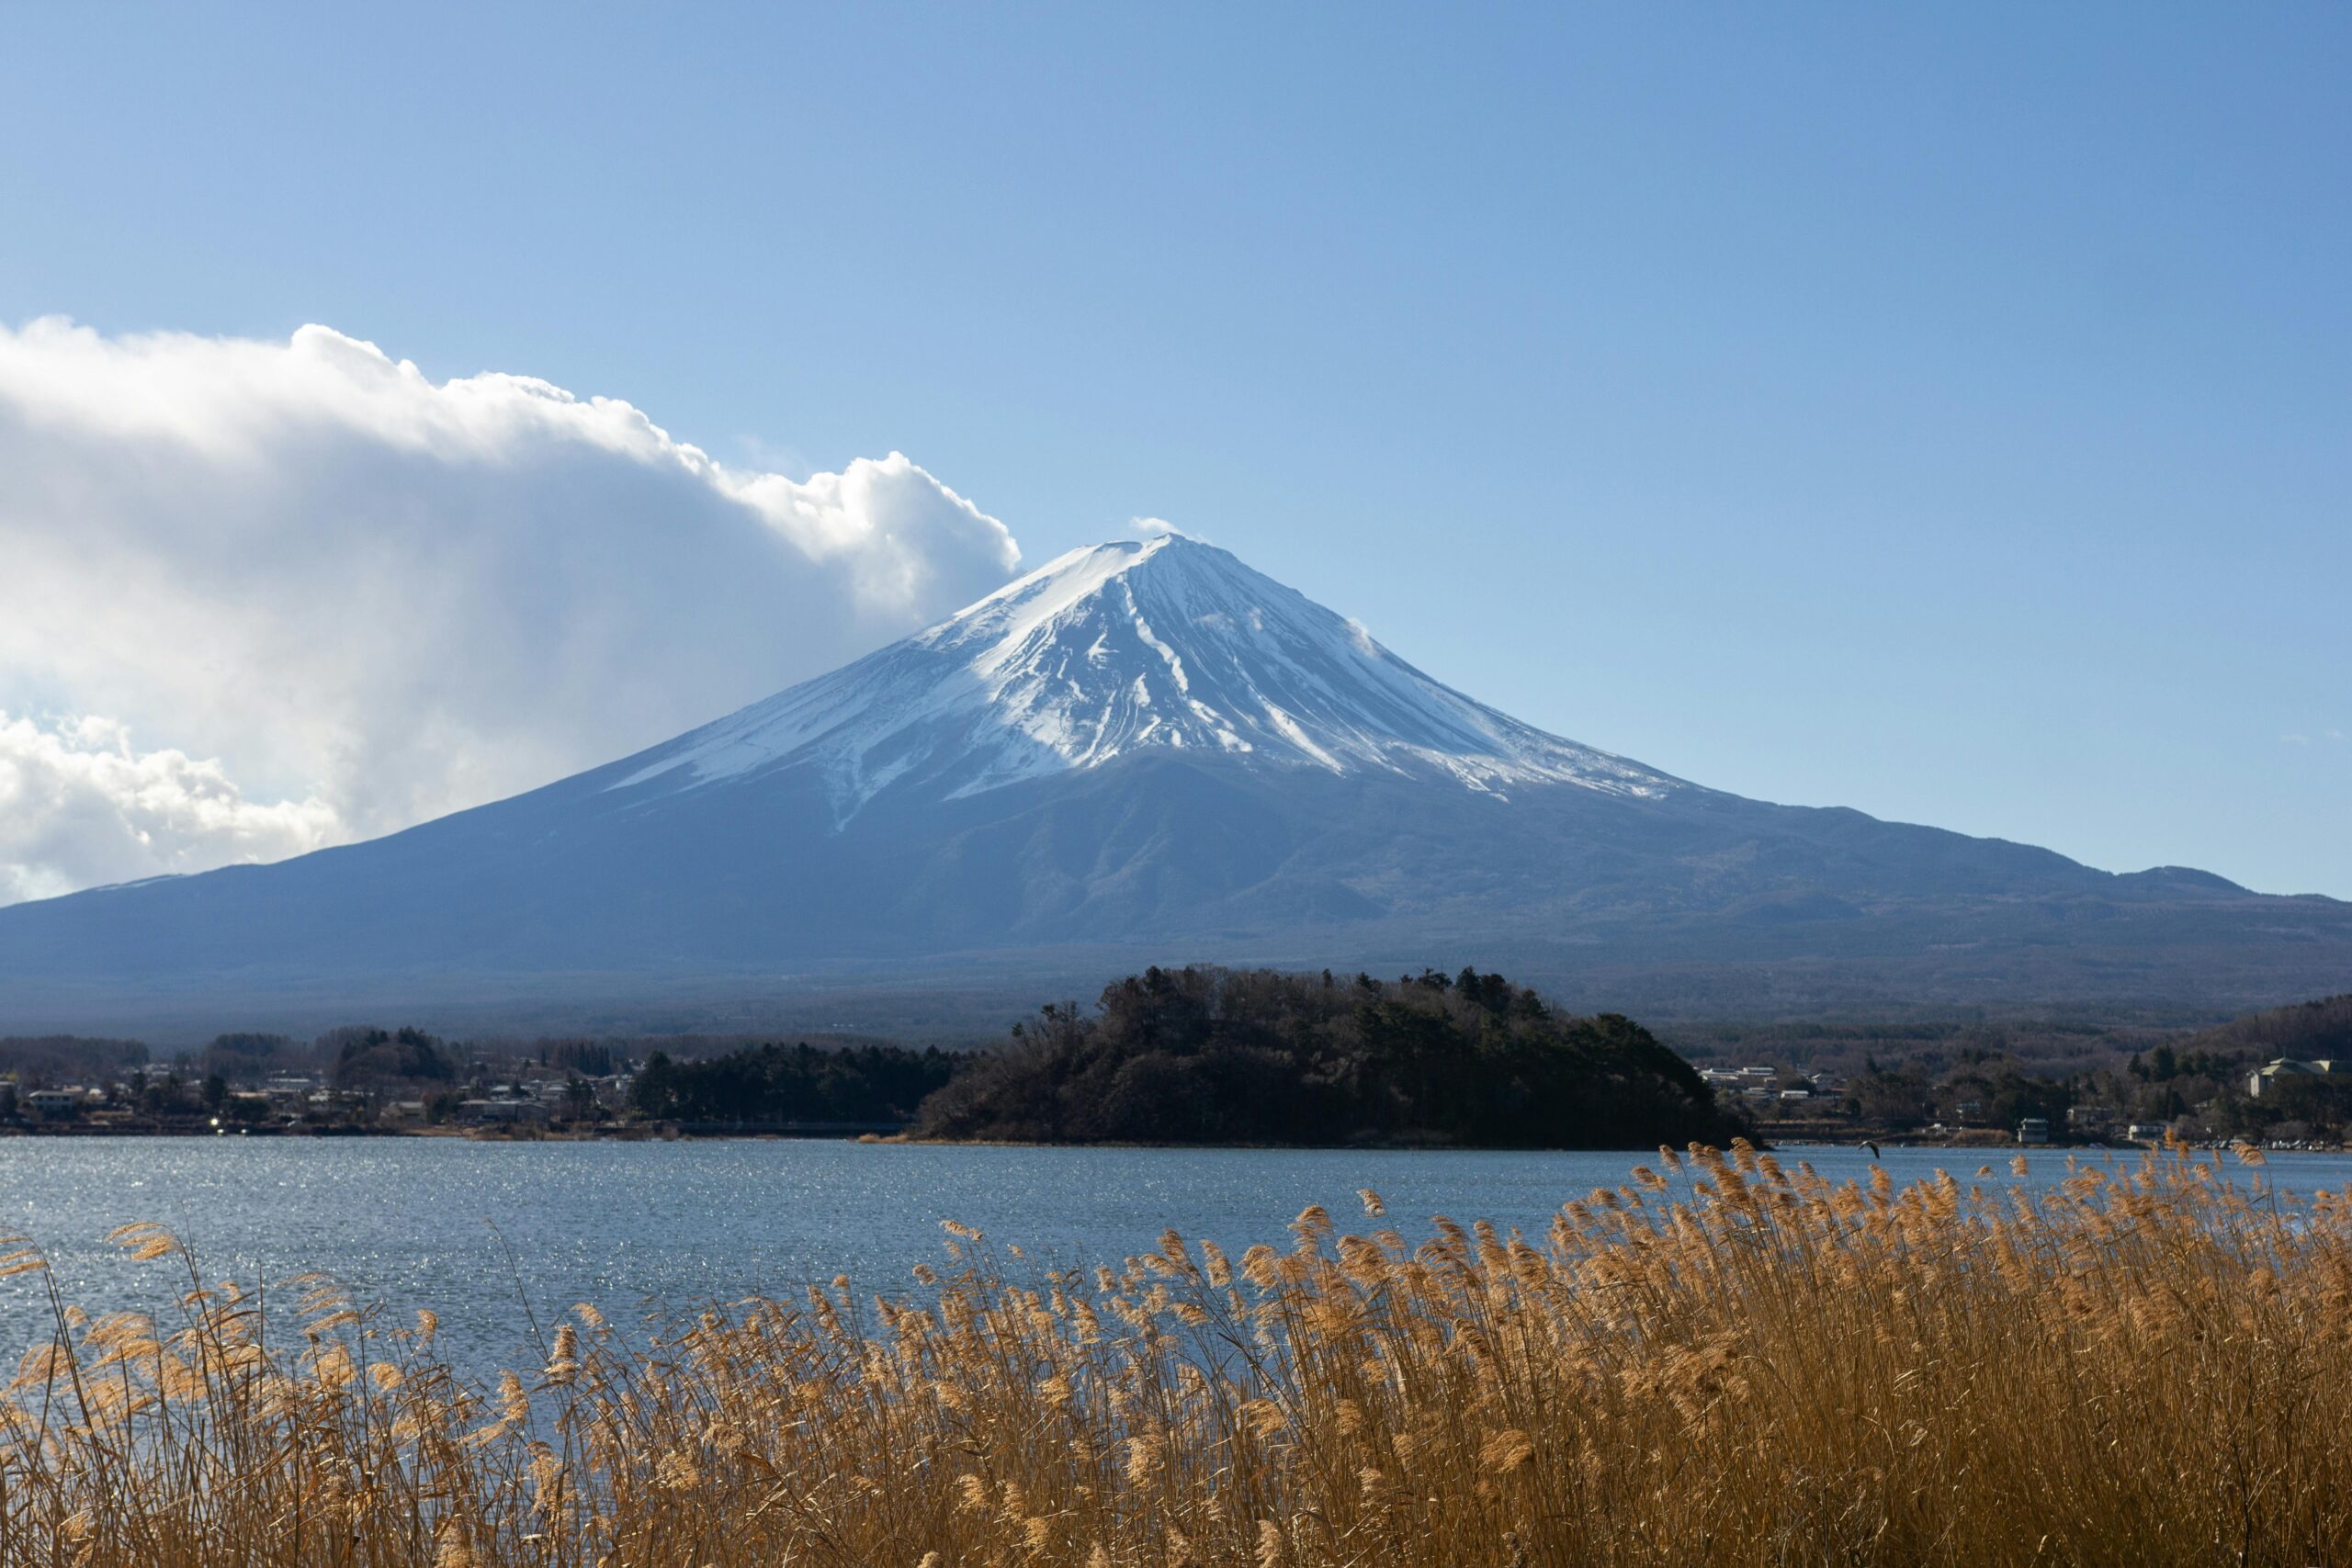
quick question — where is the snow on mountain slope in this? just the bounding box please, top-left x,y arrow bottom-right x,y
610,533 -> 1675,818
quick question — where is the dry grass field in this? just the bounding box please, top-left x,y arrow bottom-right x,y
2,1142 -> 2346,1565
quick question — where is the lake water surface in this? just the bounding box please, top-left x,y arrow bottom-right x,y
4,1137 -> 2342,1374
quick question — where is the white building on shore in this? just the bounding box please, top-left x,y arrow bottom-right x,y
2247,1058 -> 2340,1098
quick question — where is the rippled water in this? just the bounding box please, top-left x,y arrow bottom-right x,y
2,1137 -> 2341,1374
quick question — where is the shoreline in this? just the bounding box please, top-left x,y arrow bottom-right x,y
0,1122 -> 2322,1155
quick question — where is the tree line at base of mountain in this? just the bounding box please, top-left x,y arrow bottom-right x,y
910,965 -> 1747,1149
2177,993 -> 2352,1062
628,1042 -> 960,1124
27,986 -> 2343,1145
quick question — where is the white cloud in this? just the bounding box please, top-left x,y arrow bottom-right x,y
0,713 -> 343,904
1131,515 -> 1209,543
0,318 -> 1023,904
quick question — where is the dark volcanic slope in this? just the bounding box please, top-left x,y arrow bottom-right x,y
2,536 -> 2345,1032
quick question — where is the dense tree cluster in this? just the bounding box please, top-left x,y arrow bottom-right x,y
2182,994 -> 2352,1062
912,965 -> 1744,1148
326,1025 -> 459,1087
538,1040 -> 617,1077
0,1035 -> 149,1084
2227,1073 -> 2352,1141
1841,1053 -> 2074,1132
194,1032 -> 307,1080
1818,1022 -> 2352,1143
629,1042 -> 958,1125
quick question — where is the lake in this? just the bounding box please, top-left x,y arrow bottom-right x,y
3,1136 -> 2340,1375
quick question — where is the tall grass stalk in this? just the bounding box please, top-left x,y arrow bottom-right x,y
2,1142 -> 2345,1565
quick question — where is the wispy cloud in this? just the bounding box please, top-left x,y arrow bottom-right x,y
0,319 -> 1024,903
1133,515 -> 1211,543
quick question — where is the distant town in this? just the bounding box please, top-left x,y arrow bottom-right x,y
1702,1061 -> 2197,1148
1,1033 -> 649,1136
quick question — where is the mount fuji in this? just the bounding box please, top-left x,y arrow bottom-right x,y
3,533 -> 2346,1034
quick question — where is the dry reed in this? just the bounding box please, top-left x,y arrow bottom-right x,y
2,1141 -> 2346,1565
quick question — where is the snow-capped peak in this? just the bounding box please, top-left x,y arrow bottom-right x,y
609,533 -> 1674,815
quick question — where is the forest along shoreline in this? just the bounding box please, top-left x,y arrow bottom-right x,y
0,967 -> 1736,1150
5,971 -> 2346,1153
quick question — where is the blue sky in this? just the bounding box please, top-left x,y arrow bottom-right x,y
2,4 -> 2346,896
